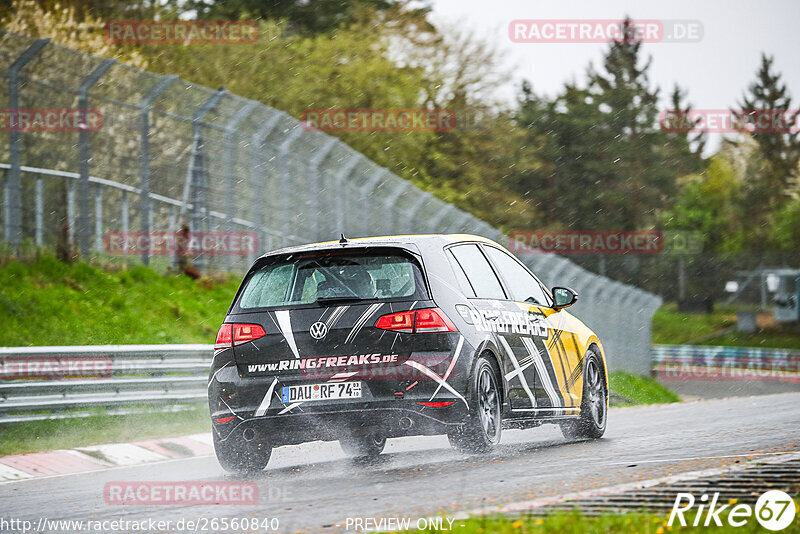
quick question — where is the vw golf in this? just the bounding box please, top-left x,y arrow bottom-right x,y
209,234 -> 608,473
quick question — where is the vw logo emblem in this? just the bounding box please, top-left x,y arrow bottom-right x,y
309,321 -> 328,340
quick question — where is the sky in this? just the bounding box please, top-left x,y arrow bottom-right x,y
428,0 -> 800,152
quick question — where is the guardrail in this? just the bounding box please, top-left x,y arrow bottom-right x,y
652,344 -> 800,383
0,344 -> 213,423
8,343 -> 759,424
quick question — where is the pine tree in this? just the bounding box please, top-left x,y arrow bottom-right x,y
736,54 -> 800,205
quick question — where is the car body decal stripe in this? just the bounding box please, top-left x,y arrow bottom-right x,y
275,310 -> 300,359
345,302 -> 382,344
403,360 -> 468,408
278,402 -> 302,415
499,336 -> 537,408
429,335 -> 464,401
326,305 -> 348,328
522,337 -> 562,407
254,378 -> 278,417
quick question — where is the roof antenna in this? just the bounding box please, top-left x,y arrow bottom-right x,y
339,233 -> 348,246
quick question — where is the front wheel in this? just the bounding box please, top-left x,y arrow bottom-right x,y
448,356 -> 502,453
340,430 -> 386,459
561,348 -> 607,440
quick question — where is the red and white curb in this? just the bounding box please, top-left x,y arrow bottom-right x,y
0,433 -> 213,482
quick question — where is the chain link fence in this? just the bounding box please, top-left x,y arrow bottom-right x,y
0,30 -> 661,373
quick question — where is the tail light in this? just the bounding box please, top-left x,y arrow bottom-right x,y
417,401 -> 456,408
374,308 -> 457,334
214,323 -> 266,350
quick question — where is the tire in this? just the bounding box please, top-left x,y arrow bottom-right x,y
339,430 -> 386,459
213,430 -> 272,474
447,355 -> 502,453
561,347 -> 607,440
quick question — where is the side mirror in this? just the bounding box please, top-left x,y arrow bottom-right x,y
551,286 -> 578,310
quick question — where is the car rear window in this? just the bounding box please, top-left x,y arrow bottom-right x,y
237,250 -> 427,309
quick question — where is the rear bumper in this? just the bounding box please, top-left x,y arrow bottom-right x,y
209,346 -> 474,444
214,400 -> 468,445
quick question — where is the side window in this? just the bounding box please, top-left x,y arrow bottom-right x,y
449,244 -> 506,300
446,250 -> 476,298
483,246 -> 550,306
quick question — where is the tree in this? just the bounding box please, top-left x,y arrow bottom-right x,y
175,0 -> 429,35
514,18 -> 699,231
735,54 -> 800,214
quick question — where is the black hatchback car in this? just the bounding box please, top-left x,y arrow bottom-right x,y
209,234 -> 608,472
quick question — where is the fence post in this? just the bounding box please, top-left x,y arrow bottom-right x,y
384,181 -> 409,234
137,74 -> 177,266
181,88 -> 226,270
94,187 -> 103,252
277,126 -> 304,246
250,113 -> 283,262
333,153 -> 360,235
34,177 -> 43,246
307,137 -> 337,240
77,58 -> 115,259
427,203 -> 455,233
406,193 -> 431,234
4,38 -> 48,250
223,100 -> 258,270
447,211 -> 472,234
359,168 -> 388,237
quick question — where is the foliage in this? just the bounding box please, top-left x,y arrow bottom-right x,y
514,19 -> 703,232
0,0 -> 148,67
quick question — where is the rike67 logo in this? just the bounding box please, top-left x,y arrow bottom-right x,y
669,490 -> 796,531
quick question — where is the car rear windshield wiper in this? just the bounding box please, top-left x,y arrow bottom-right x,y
316,296 -> 379,305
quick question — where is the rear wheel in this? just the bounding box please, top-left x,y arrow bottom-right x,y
448,356 -> 502,453
339,430 -> 386,459
213,430 -> 272,474
561,348 -> 607,440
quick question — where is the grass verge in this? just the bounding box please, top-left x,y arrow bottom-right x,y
0,404 -> 210,456
608,371 -> 681,406
0,255 -> 240,346
652,303 -> 800,349
416,511 -> 800,533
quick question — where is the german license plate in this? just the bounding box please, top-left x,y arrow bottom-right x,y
281,381 -> 362,403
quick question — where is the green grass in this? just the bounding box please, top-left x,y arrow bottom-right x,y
0,255 -> 240,345
651,303 -> 736,345
428,511 -> 800,533
0,404 -> 210,456
652,303 -> 800,350
609,371 -> 681,406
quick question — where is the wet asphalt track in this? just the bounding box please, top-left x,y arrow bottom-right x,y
1,393 -> 798,533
